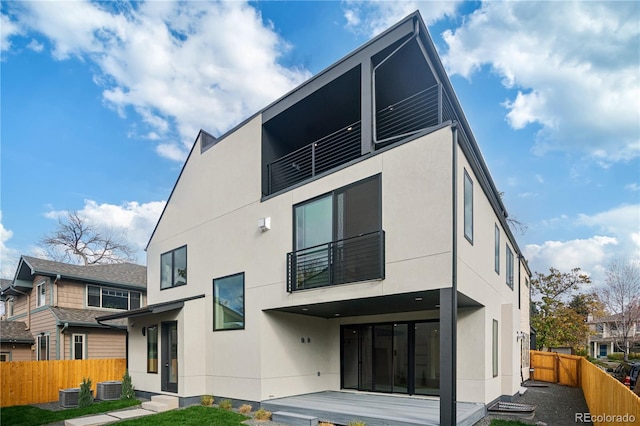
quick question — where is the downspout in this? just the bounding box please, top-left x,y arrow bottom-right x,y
53,274 -> 61,307
59,322 -> 69,360
517,254 -> 523,385
441,123 -> 458,425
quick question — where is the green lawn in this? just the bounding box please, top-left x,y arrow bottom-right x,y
114,406 -> 249,425
490,420 -> 533,426
0,399 -> 141,426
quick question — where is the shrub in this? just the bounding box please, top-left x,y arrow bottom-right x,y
238,404 -> 252,414
219,399 -> 233,410
201,395 -> 214,406
607,353 -> 625,361
78,377 -> 93,408
319,422 -> 335,426
121,369 -> 135,400
254,408 -> 272,420
348,421 -> 366,426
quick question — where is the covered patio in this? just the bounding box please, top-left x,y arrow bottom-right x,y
261,391 -> 485,426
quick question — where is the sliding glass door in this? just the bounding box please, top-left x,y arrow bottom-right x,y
341,321 -> 438,395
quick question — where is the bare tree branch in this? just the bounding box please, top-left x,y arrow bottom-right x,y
40,211 -> 135,265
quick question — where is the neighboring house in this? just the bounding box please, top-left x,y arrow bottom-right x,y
98,11 -> 531,419
587,313 -> 640,358
0,255 -> 146,361
0,320 -> 34,361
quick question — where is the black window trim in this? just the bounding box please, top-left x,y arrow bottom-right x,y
463,169 -> 473,244
212,272 -> 246,332
494,224 -> 500,275
160,245 -> 188,290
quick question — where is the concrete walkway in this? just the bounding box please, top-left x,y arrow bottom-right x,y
64,408 -> 156,426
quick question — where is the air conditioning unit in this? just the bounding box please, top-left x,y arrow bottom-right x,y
97,381 -> 122,400
59,388 -> 80,408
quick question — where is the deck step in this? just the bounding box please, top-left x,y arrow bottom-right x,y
272,411 -> 318,426
141,401 -> 171,413
151,394 -> 180,409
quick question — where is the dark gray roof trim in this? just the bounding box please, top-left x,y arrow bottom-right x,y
0,320 -> 34,343
50,307 -> 127,329
14,256 -> 146,289
96,294 -> 205,322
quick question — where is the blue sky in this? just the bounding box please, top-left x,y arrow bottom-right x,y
1,1 -> 639,288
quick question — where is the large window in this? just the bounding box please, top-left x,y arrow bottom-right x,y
494,224 -> 500,274
213,273 -> 245,331
161,246 -> 187,289
147,325 -> 158,373
87,285 -> 141,310
291,174 -> 382,290
72,334 -> 86,360
492,320 -> 499,377
463,170 -> 473,243
37,334 -> 49,361
37,281 -> 46,307
506,245 -> 514,289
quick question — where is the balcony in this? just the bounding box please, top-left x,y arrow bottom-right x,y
287,230 -> 385,292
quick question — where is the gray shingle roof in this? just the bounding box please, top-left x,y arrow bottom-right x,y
50,307 -> 127,328
20,256 -> 146,289
0,320 -> 34,343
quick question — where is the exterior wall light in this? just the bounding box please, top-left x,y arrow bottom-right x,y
258,217 -> 271,232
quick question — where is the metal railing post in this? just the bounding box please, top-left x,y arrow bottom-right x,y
311,143 -> 316,177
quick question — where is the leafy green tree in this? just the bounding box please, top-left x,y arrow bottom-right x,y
531,267 -> 592,351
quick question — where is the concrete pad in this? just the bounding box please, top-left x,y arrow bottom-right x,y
64,414 -> 117,426
108,408 -> 156,420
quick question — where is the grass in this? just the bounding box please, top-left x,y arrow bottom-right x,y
490,420 -> 533,426
114,406 -> 249,425
0,399 -> 141,426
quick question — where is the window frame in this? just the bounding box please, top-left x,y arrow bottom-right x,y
213,272 -> 245,332
0,352 -> 9,362
492,320 -> 499,377
37,334 -> 49,361
72,334 -> 86,360
506,244 -> 514,289
147,325 -> 158,373
87,285 -> 142,310
161,245 -> 188,290
494,224 -> 500,274
36,281 -> 46,307
463,170 -> 474,244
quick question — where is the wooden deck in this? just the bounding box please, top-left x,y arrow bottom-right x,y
261,391 -> 486,426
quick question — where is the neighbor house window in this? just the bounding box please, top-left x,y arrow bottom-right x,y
87,285 -> 141,310
7,298 -> 14,317
37,334 -> 49,361
161,246 -> 187,289
36,282 -> 46,307
464,170 -> 473,243
72,334 -> 86,360
494,224 -> 500,274
213,273 -> 245,331
0,352 -> 9,362
147,325 -> 158,373
492,320 -> 498,377
506,245 -> 514,289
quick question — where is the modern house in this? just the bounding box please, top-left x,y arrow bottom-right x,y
587,313 -> 640,358
98,11 -> 531,424
0,255 -> 146,361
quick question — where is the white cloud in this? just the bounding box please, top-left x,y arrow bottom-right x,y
625,183 -> 640,192
3,1 -> 311,161
525,204 -> 640,284
1,12 -> 23,53
343,1 -> 462,36
441,1 -> 640,163
0,212 -> 19,279
26,38 -> 43,52
45,199 -> 166,262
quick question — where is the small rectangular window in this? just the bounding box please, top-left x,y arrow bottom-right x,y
492,320 -> 499,377
464,170 -> 473,243
147,325 -> 158,373
161,246 -> 187,289
0,352 -> 9,362
72,334 -> 85,360
130,292 -> 141,310
506,245 -> 514,289
213,273 -> 245,331
37,335 -> 49,361
37,282 -> 46,307
494,225 -> 500,274
87,286 -> 100,307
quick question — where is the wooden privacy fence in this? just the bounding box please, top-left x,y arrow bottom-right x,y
0,358 -> 126,407
531,351 -> 640,426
